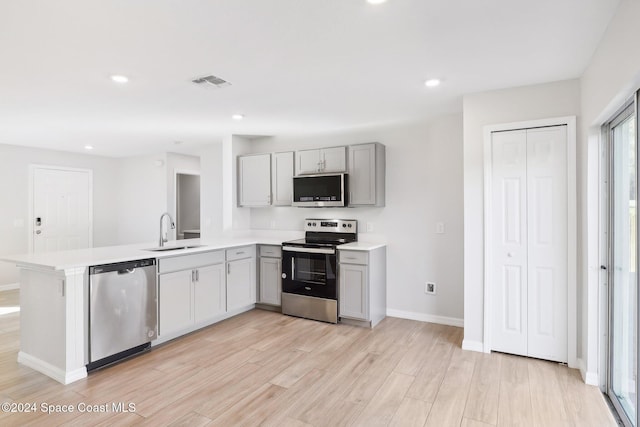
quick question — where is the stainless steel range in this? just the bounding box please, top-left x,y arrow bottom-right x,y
281,219 -> 357,323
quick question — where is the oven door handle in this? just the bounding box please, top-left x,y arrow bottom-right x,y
282,246 -> 335,255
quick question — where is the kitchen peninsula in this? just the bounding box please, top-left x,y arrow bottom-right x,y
1,233 -> 385,385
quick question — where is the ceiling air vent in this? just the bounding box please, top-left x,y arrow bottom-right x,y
191,74 -> 231,88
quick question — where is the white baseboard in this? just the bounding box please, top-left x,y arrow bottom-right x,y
462,339 -> 486,353
0,283 -> 19,292
577,357 -> 599,386
386,309 -> 463,327
18,351 -> 87,385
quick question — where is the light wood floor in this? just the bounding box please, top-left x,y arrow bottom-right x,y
0,289 -> 617,426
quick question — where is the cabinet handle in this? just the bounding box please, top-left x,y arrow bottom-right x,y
236,251 -> 245,255
61,279 -> 65,297
191,270 -> 195,282
228,263 -> 230,275
196,270 -> 199,281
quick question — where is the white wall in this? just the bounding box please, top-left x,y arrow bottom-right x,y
462,80 -> 581,350
579,0 -> 640,384
115,153 -> 168,245
0,144 -> 121,285
245,115 -> 465,324
199,142 -> 224,239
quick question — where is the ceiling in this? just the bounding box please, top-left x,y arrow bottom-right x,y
0,0 -> 620,157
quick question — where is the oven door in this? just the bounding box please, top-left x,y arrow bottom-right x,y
282,246 -> 337,299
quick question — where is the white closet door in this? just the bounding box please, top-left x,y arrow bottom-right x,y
526,126 -> 567,362
491,129 -> 528,356
490,126 -> 568,363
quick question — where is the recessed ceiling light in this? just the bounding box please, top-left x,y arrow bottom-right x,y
110,75 -> 129,84
424,79 -> 441,87
232,114 -> 244,120
367,0 -> 387,4
84,145 -> 93,150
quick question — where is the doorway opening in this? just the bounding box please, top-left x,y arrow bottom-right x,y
175,172 -> 200,240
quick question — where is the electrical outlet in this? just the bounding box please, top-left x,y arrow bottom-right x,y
366,222 -> 374,232
436,222 -> 445,234
425,282 -> 437,295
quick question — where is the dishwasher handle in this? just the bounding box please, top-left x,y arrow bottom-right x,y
89,258 -> 156,275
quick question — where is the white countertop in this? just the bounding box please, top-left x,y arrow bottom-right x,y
0,230 -> 386,271
339,241 -> 387,251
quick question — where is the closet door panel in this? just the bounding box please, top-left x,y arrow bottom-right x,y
491,130 -> 528,356
526,126 -> 568,362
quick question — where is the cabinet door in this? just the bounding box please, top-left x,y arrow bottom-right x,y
296,149 -> 321,175
321,146 -> 347,173
159,270 -> 192,337
348,144 -> 376,206
194,264 -> 226,323
339,264 -> 369,320
227,258 -> 256,311
238,154 -> 271,206
259,257 -> 281,306
272,152 -> 294,206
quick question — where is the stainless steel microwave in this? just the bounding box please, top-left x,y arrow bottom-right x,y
292,173 -> 348,207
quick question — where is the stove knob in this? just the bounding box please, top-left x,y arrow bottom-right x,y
307,222 -> 312,226
313,222 -> 317,226
342,224 -> 346,228
282,273 -> 287,279
347,224 -> 352,228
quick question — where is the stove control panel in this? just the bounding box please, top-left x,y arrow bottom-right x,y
304,219 -> 357,233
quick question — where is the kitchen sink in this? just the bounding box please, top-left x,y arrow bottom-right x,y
143,244 -> 206,252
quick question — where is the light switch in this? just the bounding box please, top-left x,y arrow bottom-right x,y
436,222 -> 445,234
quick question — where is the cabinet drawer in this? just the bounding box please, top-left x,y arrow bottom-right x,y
339,250 -> 368,265
226,245 -> 256,261
158,250 -> 224,274
259,245 -> 282,258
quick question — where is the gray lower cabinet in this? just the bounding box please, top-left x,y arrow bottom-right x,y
258,245 -> 282,306
226,246 -> 257,311
193,264 -> 226,323
338,247 -> 386,327
158,250 -> 226,338
339,263 -> 368,320
158,269 -> 192,337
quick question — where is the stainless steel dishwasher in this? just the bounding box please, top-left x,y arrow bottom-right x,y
87,258 -> 157,371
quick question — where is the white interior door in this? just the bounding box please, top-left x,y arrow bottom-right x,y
32,166 -> 92,253
491,126 -> 568,362
491,129 -> 528,356
526,126 -> 567,362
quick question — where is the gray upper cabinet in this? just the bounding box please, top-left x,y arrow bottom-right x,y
296,146 -> 346,175
348,143 -> 385,207
238,153 -> 271,207
271,151 -> 294,206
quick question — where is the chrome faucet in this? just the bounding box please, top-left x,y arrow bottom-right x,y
159,212 -> 176,247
